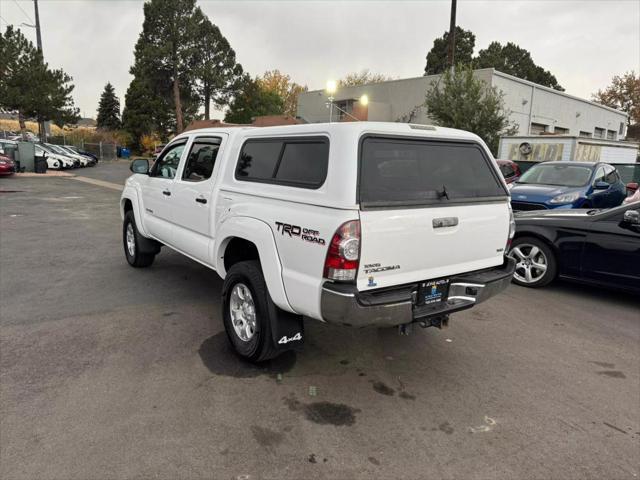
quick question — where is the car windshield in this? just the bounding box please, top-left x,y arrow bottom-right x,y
517,164 -> 592,187
48,145 -> 68,155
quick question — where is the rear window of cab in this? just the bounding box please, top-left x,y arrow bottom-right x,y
235,137 -> 329,189
359,136 -> 508,208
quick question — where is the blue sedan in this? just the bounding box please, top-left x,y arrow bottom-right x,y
509,161 -> 627,211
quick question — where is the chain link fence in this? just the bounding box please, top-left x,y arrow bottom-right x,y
48,136 -> 118,161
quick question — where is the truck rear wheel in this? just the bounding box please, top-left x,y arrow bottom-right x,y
123,211 -> 156,268
222,261 -> 282,363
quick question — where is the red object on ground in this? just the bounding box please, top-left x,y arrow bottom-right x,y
0,155 -> 16,176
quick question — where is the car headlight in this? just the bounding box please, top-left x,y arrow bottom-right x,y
549,192 -> 580,204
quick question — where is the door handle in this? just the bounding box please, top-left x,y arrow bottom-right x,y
162,190 -> 171,196
195,196 -> 207,204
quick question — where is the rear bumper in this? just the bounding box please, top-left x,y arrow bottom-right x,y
320,257 -> 516,328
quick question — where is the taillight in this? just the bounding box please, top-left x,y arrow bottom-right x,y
506,204 -> 516,250
323,220 -> 360,282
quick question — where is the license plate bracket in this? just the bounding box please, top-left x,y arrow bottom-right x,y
419,278 -> 450,305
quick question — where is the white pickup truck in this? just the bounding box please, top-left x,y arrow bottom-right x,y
121,122 -> 516,362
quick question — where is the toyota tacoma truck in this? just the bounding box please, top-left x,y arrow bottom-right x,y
121,122 -> 516,362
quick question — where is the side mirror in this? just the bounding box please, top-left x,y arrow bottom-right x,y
130,158 -> 149,174
623,209 -> 639,225
594,181 -> 609,190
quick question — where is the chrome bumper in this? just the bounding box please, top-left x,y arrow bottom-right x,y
320,257 -> 516,328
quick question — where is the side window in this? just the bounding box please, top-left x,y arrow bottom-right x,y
499,163 -> 515,178
236,140 -> 283,181
275,141 -> 329,186
592,167 -> 605,185
182,137 -> 221,182
604,166 -> 618,184
150,142 -> 186,179
235,137 -> 329,189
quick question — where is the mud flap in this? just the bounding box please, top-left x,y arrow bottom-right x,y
271,309 -> 304,353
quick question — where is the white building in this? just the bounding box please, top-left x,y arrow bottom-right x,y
297,68 -> 628,141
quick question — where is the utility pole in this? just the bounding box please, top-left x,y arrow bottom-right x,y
446,0 -> 457,73
33,0 -> 46,141
34,0 -> 43,54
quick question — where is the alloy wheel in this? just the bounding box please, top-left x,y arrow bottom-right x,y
229,283 -> 257,342
511,243 -> 548,284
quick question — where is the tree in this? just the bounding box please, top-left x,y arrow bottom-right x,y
96,82 -> 121,129
193,9 -> 243,120
425,66 -> 517,154
592,71 -> 639,126
0,26 -> 79,133
128,0 -> 200,134
475,42 -> 563,91
257,70 -> 307,117
338,69 -> 392,87
224,76 -> 284,124
424,26 -> 475,75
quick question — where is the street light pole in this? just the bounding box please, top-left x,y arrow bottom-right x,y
447,0 -> 457,73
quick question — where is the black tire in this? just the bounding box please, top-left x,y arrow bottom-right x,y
123,211 -> 155,268
509,236 -> 557,288
222,261 -> 279,363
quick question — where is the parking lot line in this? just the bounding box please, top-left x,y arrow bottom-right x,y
71,175 -> 123,191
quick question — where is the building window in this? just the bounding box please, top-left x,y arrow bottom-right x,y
594,127 -> 605,139
335,99 -> 355,121
619,122 -> 625,135
606,130 -> 616,140
530,123 -> 547,135
554,126 -> 569,135
579,131 -> 592,138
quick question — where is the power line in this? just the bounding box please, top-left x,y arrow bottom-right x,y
12,0 -> 34,24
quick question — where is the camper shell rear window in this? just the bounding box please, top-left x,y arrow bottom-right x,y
358,136 -> 508,208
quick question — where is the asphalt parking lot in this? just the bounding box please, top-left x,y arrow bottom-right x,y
1,165 -> 639,480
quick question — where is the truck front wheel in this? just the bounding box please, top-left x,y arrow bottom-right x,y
222,261 -> 281,363
123,211 -> 156,268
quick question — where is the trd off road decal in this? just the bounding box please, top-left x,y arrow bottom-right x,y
275,222 -> 326,245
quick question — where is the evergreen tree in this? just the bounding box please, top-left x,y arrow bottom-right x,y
128,0 -> 200,134
96,82 -> 121,129
224,76 -> 284,124
475,42 -> 563,91
425,66 -> 517,154
0,26 -> 79,132
424,27 -> 476,75
193,9 -> 243,120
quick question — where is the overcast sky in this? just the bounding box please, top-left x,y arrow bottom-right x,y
1,0 -> 638,119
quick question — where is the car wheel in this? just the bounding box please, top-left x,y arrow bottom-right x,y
222,261 -> 279,363
123,211 -> 155,268
509,237 -> 557,287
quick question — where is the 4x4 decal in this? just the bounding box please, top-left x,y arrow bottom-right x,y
275,222 -> 326,245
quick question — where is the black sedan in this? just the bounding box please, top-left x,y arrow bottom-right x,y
508,202 -> 640,293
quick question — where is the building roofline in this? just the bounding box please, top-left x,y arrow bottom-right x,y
302,68 -> 628,118
490,69 -> 628,117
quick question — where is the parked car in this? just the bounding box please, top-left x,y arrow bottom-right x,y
0,154 -> 16,176
66,145 -> 99,162
35,144 -> 73,169
509,161 -> 627,211
45,144 -> 88,167
509,201 -> 640,292
497,159 -> 521,184
56,145 -> 96,166
121,122 -> 516,362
